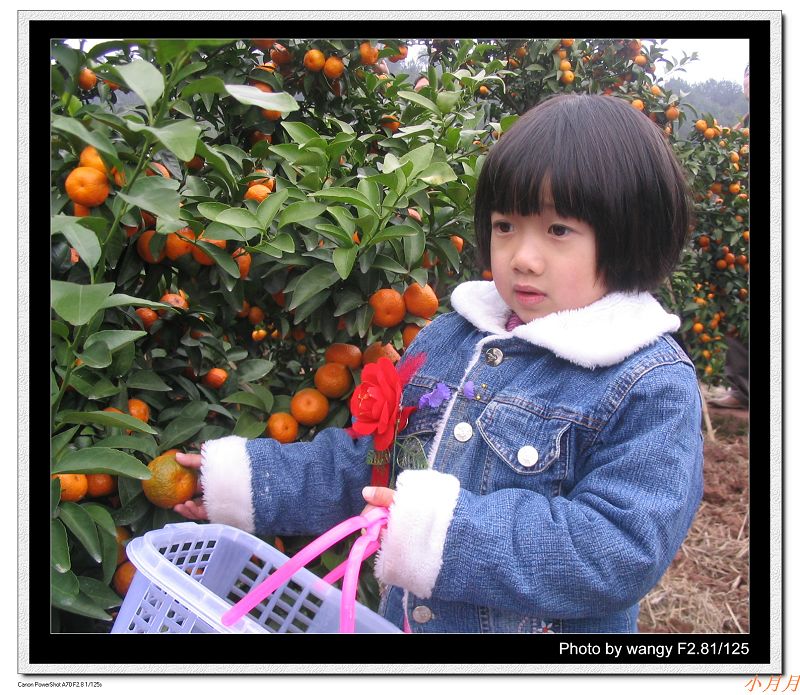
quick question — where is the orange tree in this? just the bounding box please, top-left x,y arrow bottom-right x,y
50,37 -> 747,630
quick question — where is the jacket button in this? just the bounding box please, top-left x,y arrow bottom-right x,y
453,422 -> 473,442
412,605 -> 433,623
517,446 -> 539,467
485,347 -> 504,366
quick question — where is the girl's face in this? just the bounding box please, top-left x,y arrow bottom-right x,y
490,204 -> 608,322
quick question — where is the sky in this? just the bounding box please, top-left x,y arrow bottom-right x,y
654,38 -> 749,85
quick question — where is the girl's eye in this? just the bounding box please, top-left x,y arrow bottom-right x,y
549,224 -> 571,238
492,221 -> 512,234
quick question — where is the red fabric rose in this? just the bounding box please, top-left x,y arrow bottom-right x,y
348,357 -> 417,451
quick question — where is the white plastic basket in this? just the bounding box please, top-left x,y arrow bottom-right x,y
112,522 -> 400,634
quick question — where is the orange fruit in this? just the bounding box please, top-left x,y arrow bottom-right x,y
359,41 -> 379,65
634,55 -> 647,66
252,328 -> 267,341
146,162 -> 171,178
262,108 -> 283,121
253,39 -> 276,50
559,59 -> 572,72
631,99 -> 645,111
380,114 -> 401,132
270,43 -> 292,66
389,44 -> 408,63
251,81 -> 273,93
112,561 -> 137,597
369,288 -> 406,327
248,169 -> 275,189
560,70 -> 575,84
729,183 -> 741,194
202,368 -> 228,389
650,85 -> 662,97
233,249 -> 252,279
248,305 -> 266,325
159,292 -> 189,314
165,228 -> 196,260
191,235 -> 226,265
237,300 -> 251,318
86,473 -> 117,497
185,155 -> 204,171
303,48 -> 326,72
290,388 -> 330,426
703,127 -> 717,140
314,362 -> 353,399
73,202 -> 91,217
362,341 -> 401,365
142,449 -> 198,509
65,167 -> 110,207
52,473 -> 88,503
561,39 -> 575,47
136,307 -> 159,330
324,343 -> 363,369
77,67 -> 97,91
481,269 -> 494,281
692,323 -> 704,334
478,85 -> 489,96
403,283 -> 438,319
266,412 -> 299,443
136,230 -> 166,263
665,105 -> 680,121
128,398 -> 151,423
323,55 -> 345,79
78,145 -> 108,175
115,526 -> 131,566
695,119 -> 708,133
244,184 -> 271,203
402,321 -> 430,348
450,235 -> 464,253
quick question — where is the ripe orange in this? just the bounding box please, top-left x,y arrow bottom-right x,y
715,259 -> 728,270
633,55 -> 647,66
249,130 -> 272,145
73,202 -> 90,217
252,328 -> 267,341
266,412 -> 299,443
270,44 -> 292,66
402,321 -> 430,348
136,230 -> 166,263
136,307 -> 159,330
146,161 -> 171,178
115,526 -> 131,565
314,362 -> 353,399
159,292 -> 189,314
113,561 -> 137,596
403,283 -> 438,319
359,41 -> 379,65
248,169 -> 275,189
665,105 -> 680,121
185,155 -> 205,171
233,249 -> 252,279
703,127 -> 717,140
559,59 -> 572,72
65,167 -> 110,207
695,119 -> 708,132
78,67 -> 97,91
323,55 -> 346,79
142,450 -> 198,509
252,39 -> 276,50
369,288 -> 406,327
237,300 -> 251,318
380,114 -> 401,132
290,388 -> 330,426
248,305 -> 265,325
450,235 -> 464,253
561,39 -> 575,47
481,269 -> 494,281
729,183 -> 741,194
244,184 -> 271,203
389,44 -> 408,62
362,341 -> 401,365
203,368 -> 228,389
52,473 -> 88,502
631,99 -> 645,111
304,48 -> 326,72
78,146 -> 108,175
324,343 -> 363,369
128,398 -> 151,423
86,473 -> 117,497
262,108 -> 283,121
478,85 -> 489,96
251,81 -> 273,93
165,228 -> 196,260
191,235 -> 226,265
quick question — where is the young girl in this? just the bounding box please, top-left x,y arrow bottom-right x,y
175,93 -> 704,634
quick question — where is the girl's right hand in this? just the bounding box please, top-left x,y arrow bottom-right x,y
173,451 -> 208,521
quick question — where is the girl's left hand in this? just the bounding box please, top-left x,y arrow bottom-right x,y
361,486 -> 395,516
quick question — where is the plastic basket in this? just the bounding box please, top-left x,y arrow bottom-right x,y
112,521 -> 400,634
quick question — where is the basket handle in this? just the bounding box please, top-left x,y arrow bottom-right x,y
221,507 -> 389,629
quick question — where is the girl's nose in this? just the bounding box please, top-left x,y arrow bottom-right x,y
511,238 -> 545,275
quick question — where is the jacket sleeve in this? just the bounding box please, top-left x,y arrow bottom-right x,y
374,363 -> 704,617
199,428 -> 374,537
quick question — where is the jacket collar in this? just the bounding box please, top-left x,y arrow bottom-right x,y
449,281 -> 680,368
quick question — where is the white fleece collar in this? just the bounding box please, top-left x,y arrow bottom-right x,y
449,281 -> 680,369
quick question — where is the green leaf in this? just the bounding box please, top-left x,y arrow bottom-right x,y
97,435 -> 159,459
126,120 -> 201,162
236,359 -> 275,383
180,75 -> 228,98
74,342 -> 112,369
249,384 -> 275,412
52,426 -> 80,462
309,188 -> 377,213
82,503 -> 118,538
223,391 -> 270,411
51,519 -> 71,573
53,447 -> 152,479
158,417 -> 206,453
365,224 -> 419,247
126,370 -> 172,391
59,502 -> 103,563
66,371 -> 121,400
333,245 -> 358,279
419,162 -> 458,185
287,264 -> 341,311
51,281 -> 115,326
116,176 -> 181,222
78,576 -> 122,610
399,144 -> 435,180
55,409 -> 158,435
197,202 -> 230,221
99,294 -> 167,311
397,90 -> 440,114
216,208 -> 261,229
256,188 -> 289,229
232,410 -> 268,439
195,240 -> 240,277
225,84 -> 299,113
52,566 -> 79,598
278,201 -> 328,229
196,140 -> 238,193
50,115 -> 121,169
116,59 -> 165,111
84,330 -> 147,353
281,121 -> 322,144
372,254 -> 408,275
51,577 -> 113,621
51,42 -> 79,76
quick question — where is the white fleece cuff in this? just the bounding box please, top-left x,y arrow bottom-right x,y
374,469 -> 461,599
200,436 -> 256,533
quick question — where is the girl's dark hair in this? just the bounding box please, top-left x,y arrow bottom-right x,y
474,93 -> 692,293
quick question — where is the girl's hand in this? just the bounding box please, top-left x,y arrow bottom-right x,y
360,486 -> 395,517
173,451 -> 208,520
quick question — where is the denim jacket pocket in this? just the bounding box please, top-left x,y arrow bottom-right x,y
477,399 -> 571,477
396,379 -> 444,465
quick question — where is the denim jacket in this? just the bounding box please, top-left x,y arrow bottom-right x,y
199,282 -> 704,633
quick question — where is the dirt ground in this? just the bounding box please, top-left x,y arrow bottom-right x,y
638,399 -> 749,633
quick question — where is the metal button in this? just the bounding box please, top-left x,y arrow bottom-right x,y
453,422 -> 473,442
517,446 -> 539,467
412,605 -> 433,623
485,347 -> 504,366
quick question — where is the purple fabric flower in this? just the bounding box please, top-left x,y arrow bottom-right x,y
463,381 -> 475,399
418,382 -> 451,409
